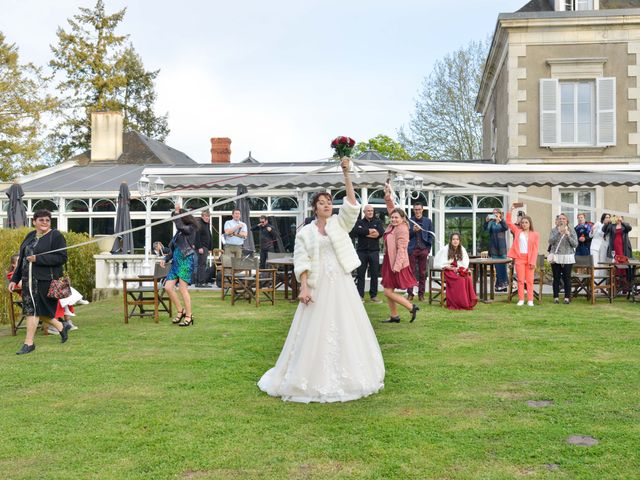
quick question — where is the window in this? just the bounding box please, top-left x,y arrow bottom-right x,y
540,77 -> 615,147
560,81 -> 593,145
565,0 -> 593,10
560,189 -> 595,223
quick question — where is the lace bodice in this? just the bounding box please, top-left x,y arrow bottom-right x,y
318,234 -> 346,284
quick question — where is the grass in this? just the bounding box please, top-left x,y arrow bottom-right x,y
1,293 -> 639,479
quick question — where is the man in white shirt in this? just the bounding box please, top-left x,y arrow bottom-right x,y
223,209 -> 248,258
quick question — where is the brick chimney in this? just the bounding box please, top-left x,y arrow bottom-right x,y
211,137 -> 231,163
91,111 -> 123,162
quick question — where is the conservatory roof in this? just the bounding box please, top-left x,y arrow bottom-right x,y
15,162 -> 640,195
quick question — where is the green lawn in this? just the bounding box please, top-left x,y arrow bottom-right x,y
1,293 -> 639,480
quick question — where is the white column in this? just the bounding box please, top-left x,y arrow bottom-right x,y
143,196 -> 152,273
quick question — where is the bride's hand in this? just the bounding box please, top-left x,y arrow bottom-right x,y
298,285 -> 313,305
340,157 -> 350,173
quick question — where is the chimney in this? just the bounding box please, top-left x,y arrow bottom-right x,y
90,111 -> 123,162
211,137 -> 232,163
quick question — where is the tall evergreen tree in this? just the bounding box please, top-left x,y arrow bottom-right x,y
49,0 -> 168,160
0,32 -> 58,180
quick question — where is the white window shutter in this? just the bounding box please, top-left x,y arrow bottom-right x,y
540,79 -> 559,146
597,77 -> 616,146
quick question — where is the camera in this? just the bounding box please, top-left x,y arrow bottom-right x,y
487,214 -> 496,219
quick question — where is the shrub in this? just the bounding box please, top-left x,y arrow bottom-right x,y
1,228 -> 99,324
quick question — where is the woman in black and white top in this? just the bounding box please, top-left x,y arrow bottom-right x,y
547,213 -> 578,304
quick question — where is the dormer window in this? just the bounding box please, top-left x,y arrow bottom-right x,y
563,0 -> 594,10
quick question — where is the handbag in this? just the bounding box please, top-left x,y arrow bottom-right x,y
614,254 -> 629,264
547,234 -> 564,264
47,266 -> 72,299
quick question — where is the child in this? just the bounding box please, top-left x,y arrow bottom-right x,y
7,254 -> 20,284
47,286 -> 89,334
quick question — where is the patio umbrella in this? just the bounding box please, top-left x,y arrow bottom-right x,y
6,183 -> 28,228
111,182 -> 134,254
267,216 -> 285,252
235,185 -> 255,255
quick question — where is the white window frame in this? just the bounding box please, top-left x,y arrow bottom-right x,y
558,0 -> 597,10
540,77 -> 615,148
558,188 -> 596,223
559,80 -> 595,146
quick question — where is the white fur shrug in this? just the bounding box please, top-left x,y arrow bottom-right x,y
433,244 -> 470,270
294,200 -> 361,288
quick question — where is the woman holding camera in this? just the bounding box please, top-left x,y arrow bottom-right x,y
547,213 -> 578,304
506,204 -> 539,306
603,215 -> 633,260
483,209 -> 509,291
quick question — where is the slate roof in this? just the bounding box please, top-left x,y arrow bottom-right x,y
73,131 -> 197,166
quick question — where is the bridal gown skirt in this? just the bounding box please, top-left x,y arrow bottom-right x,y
258,237 -> 385,403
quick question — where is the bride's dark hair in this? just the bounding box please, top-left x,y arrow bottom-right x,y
310,192 -> 332,214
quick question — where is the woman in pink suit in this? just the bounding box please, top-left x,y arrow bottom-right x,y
381,184 -> 419,323
506,203 -> 540,306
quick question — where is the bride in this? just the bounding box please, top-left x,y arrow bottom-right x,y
258,157 -> 385,403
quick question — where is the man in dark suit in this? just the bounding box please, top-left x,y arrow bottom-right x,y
252,215 -> 278,269
351,205 -> 385,303
195,210 -> 213,286
407,203 -> 433,302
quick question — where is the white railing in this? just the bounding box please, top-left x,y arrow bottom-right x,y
94,254 -> 156,289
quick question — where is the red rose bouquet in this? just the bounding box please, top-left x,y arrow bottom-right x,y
330,136 -> 356,158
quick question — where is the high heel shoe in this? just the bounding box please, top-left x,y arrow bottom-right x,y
409,304 -> 420,323
179,315 -> 194,327
382,316 -> 400,323
172,310 -> 186,324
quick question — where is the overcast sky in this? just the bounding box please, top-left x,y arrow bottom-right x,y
2,0 -> 526,163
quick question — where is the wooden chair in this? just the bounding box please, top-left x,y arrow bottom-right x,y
231,257 -> 257,305
220,255 -> 234,300
122,262 -> 172,323
229,256 -> 278,307
211,248 -> 224,275
592,261 -> 615,304
6,287 -> 49,336
7,289 -> 25,336
428,256 -> 446,307
507,254 -> 546,303
571,255 -> 594,301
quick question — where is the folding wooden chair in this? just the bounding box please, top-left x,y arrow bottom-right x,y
122,262 -> 172,323
592,261 -> 615,304
571,255 -> 594,302
220,255 -> 234,300
231,257 -> 257,305
428,256 -> 446,307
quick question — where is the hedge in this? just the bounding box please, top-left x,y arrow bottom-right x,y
1,228 -> 99,325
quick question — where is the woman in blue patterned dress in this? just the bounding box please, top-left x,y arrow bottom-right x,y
160,207 -> 198,326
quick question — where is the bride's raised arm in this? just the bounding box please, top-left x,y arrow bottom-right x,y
341,157 -> 356,206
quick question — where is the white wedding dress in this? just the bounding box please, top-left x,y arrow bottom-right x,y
258,235 -> 385,403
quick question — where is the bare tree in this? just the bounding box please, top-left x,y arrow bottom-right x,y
400,40 -> 488,161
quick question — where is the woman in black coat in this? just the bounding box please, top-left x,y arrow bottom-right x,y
8,210 -> 71,355
603,215 -> 633,259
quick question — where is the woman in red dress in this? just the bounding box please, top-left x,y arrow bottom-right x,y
381,184 -> 419,323
433,233 -> 477,310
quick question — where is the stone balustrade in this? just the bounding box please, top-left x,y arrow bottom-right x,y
94,254 -> 157,289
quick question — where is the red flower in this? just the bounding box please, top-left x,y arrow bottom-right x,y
330,136 -> 356,158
